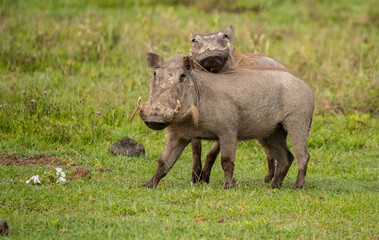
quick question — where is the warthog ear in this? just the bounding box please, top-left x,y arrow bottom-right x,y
183,56 -> 194,71
146,52 -> 163,69
223,25 -> 235,41
189,32 -> 195,41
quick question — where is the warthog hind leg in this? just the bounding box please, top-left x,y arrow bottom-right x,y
259,126 -> 294,189
258,139 -> 276,183
200,141 -> 220,183
284,117 -> 312,189
264,155 -> 276,183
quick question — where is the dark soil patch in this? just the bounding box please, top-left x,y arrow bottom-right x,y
0,155 -> 66,167
1,155 -> 92,181
96,168 -> 112,173
0,220 -> 9,236
69,167 -> 91,180
229,5 -> 262,14
108,136 -> 145,157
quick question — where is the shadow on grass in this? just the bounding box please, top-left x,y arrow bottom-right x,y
237,177 -> 379,193
301,178 -> 379,193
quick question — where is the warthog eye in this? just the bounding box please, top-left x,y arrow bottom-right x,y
153,70 -> 156,77
179,73 -> 186,81
191,38 -> 196,43
223,34 -> 228,39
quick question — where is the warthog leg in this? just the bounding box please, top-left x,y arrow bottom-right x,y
284,117 -> 312,189
259,126 -> 294,189
219,134 -> 237,189
264,155 -> 276,183
199,140 -> 277,184
257,139 -> 276,183
200,141 -> 220,183
143,135 -> 190,188
191,139 -> 202,184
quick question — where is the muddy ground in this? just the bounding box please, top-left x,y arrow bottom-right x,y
0,155 -> 66,167
0,155 -> 110,180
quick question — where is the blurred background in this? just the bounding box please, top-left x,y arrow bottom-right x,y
0,0 -> 377,149
0,2 -> 378,238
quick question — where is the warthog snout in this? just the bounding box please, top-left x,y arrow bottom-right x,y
139,97 -> 182,131
143,117 -> 168,130
193,49 -> 228,73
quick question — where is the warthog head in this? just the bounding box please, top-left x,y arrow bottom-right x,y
189,25 -> 235,72
139,53 -> 199,130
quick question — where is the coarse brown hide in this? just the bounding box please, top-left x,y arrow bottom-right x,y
140,53 -> 314,190
189,25 -> 289,185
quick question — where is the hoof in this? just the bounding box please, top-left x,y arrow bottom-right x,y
293,178 -> 305,189
224,178 -> 236,189
264,173 -> 274,183
199,171 -> 210,184
140,179 -> 156,188
293,183 -> 305,190
191,169 -> 202,184
191,175 -> 200,184
271,181 -> 282,189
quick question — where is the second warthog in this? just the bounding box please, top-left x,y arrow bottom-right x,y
188,25 -> 288,184
139,53 -> 314,189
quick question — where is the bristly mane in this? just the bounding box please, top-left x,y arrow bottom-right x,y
193,31 -> 221,37
224,49 -> 290,74
189,69 -> 201,109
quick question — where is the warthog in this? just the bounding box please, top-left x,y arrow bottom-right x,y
188,25 -> 289,184
189,25 -> 286,73
139,53 -> 314,189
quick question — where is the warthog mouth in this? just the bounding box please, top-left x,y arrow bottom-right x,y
192,49 -> 229,73
138,100 -> 181,131
143,115 -> 169,130
144,120 -> 168,130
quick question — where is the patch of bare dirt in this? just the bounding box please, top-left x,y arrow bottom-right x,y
69,167 -> 91,180
1,155 -> 95,181
95,168 -> 112,173
0,155 -> 66,167
0,220 -> 9,236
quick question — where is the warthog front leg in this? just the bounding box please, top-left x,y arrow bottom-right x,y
219,135 -> 237,189
191,139 -> 202,184
143,135 -> 190,188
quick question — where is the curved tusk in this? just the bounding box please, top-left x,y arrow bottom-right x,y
137,97 -> 142,109
130,97 -> 143,121
227,42 -> 230,48
174,100 -> 181,113
130,106 -> 139,121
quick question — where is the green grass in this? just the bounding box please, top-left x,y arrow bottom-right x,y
0,0 -> 378,239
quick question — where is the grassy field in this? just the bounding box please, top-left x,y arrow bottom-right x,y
0,0 -> 378,239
